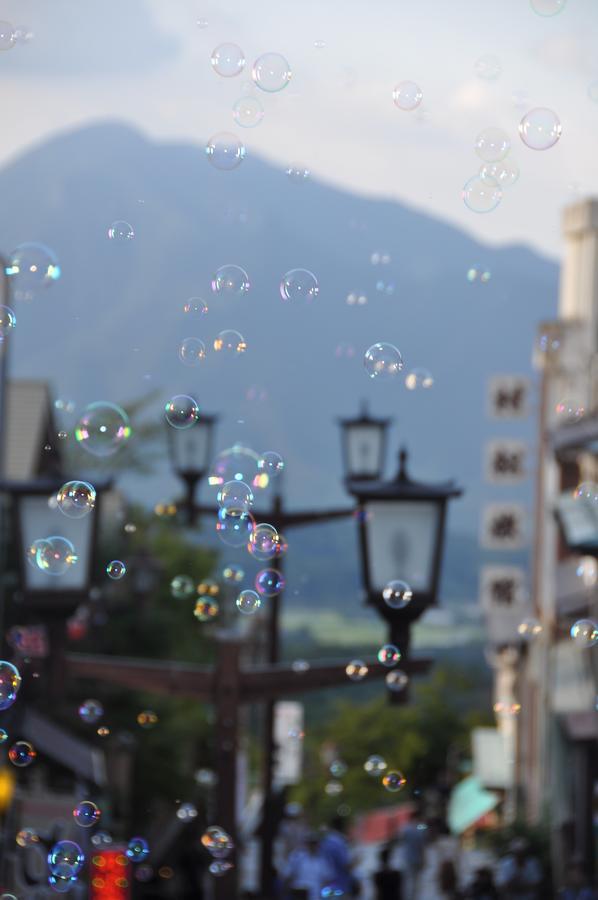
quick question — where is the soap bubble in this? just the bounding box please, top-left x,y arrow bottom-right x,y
530,0 -> 567,15
392,81 -> 423,111
0,306 -> 16,340
364,343 -> 404,379
218,480 -> 254,513
8,741 -> 36,767
212,265 -> 250,297
183,297 -> 209,316
555,399 -> 585,422
576,556 -> 598,588
137,710 -> 158,728
252,53 -> 292,92
216,508 -> 255,547
517,617 -> 542,640
194,597 -> 219,622
213,330 -> 247,354
0,21 -> 15,50
57,481 -> 96,519
171,575 -> 195,599
179,337 -> 206,366
236,589 -> 261,614
258,451 -> 284,477
210,861 -> 234,876
405,368 -> 433,390
165,395 -> 200,429
255,568 -> 285,596
78,699 -> 103,724
206,133 -> 246,170
36,536 -> 77,576
48,840 -> 85,877
330,759 -> 347,778
211,43 -> 245,77
280,269 -> 319,303
75,401 -> 131,457
177,802 -> 198,821
211,446 -> 261,488
107,221 -> 134,241
286,166 -> 310,183
386,670 -> 409,692
202,826 -> 234,858
474,53 -> 501,81
364,755 -> 387,776
48,874 -> 76,893
233,96 -> 264,128
377,644 -> 401,667
222,564 -> 244,584
382,770 -> 406,792
480,159 -> 519,189
325,781 -> 343,796
573,482 -> 598,503
570,619 -> 598,648
346,660 -> 368,682
0,661 -> 21,710
106,560 -> 127,580
463,175 -> 502,213
248,523 -> 280,561
16,827 -> 39,846
475,128 -> 510,163
519,108 -> 561,150
7,242 -> 60,300
73,800 -> 101,827
292,659 -> 310,673
0,729 -> 8,744
382,580 -> 413,609
127,837 -> 149,862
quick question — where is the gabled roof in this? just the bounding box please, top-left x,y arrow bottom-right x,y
3,380 -> 61,480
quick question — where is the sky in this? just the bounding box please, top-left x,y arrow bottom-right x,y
1,0 -> 598,258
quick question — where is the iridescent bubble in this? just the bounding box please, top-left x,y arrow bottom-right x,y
493,700 -> 521,717
248,523 -> 280,561
382,580 -> 413,609
252,53 -> 292,92
48,874 -> 76,893
137,710 -> 158,728
555,399 -> 585,422
286,166 -> 310,183
106,560 -> 126,580
236,589 -> 261,614
280,269 -> 319,303
0,661 -> 21,710
206,133 -> 246,170
196,578 -> 220,597
48,840 -> 85,877
210,861 -> 234,877
7,242 -> 60,300
126,837 -> 149,862
530,0 -> 567,15
392,81 -> 423,111
386,670 -> 409,693
255,568 -> 285,597
0,21 -> 15,50
479,159 -> 520,189
222,564 -> 244,584
0,306 -> 16,339
364,343 -> 404,380
213,330 -> 247,354
0,729 -> 8,743
517,617 -> 542,640
201,826 -> 234,858
8,741 -> 36,767
377,644 -> 401,667
329,759 -> 347,778
382,770 -> 406,792
258,451 -> 284,477
165,395 -> 200,429
78,698 -> 103,724
197,18 -> 209,29
183,297 -> 209,316
171,575 -> 195,599
232,96 -> 264,128
346,660 -> 368,682
216,508 -> 255,547
347,292 -> 368,306
211,264 -> 250,298
218,480 -> 254,513
405,368 -> 433,390
475,128 -> 510,163
325,781 -> 343,796
574,482 -> 598,503
57,481 -> 96,519
75,401 -> 131,457
519,108 -> 561,151
211,43 -> 245,77
107,221 -> 134,241
36,536 -> 78,576
463,175 -> 502,213
364,755 -> 387,776
570,619 -> 598,648
179,337 -> 206,366
16,827 -> 39,846
474,53 -> 501,81
194,597 -> 220,622
73,800 -> 101,827
292,659 -> 310,673
177,802 -> 198,821
576,556 -> 598,588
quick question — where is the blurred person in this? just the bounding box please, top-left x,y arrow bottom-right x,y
283,832 -> 335,900
438,859 -> 462,899
373,845 -> 403,900
398,809 -> 426,900
558,859 -> 598,900
464,867 -> 499,900
320,815 -> 354,896
495,838 -> 542,899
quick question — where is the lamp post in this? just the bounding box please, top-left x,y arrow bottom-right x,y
166,412 -> 217,523
339,402 -> 391,482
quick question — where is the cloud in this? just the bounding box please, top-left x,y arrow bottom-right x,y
0,0 -> 180,76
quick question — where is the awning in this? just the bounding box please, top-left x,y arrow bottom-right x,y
472,728 -> 510,789
447,776 -> 499,835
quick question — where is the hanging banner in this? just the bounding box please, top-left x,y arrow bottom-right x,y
487,376 -> 531,419
480,504 -> 527,550
484,440 -> 528,484
479,565 -> 528,611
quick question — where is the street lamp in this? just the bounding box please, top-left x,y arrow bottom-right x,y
166,412 -> 217,521
339,402 -> 391,481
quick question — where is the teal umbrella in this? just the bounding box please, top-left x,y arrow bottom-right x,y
448,775 -> 499,834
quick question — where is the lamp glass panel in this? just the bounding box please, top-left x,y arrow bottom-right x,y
364,500 -> 439,594
20,494 -> 93,592
170,420 -> 210,473
346,425 -> 382,478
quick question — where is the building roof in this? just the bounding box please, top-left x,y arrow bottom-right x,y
3,380 -> 61,480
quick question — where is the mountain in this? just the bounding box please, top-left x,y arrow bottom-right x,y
0,122 -> 558,626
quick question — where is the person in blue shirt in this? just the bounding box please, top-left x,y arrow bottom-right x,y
319,816 -> 354,896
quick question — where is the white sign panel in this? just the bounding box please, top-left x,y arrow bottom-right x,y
484,440 -> 528,484
274,701 -> 304,787
480,565 -> 528,611
481,504 -> 527,550
487,376 -> 531,419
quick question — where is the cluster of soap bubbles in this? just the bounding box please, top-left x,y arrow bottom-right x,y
464,125 -> 519,214
201,826 -> 235,877
28,536 -> 78,576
